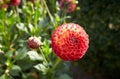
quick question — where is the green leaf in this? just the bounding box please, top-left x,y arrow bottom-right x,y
0,54 -> 6,64
0,74 -> 6,79
17,39 -> 26,47
0,68 -> 4,76
15,48 -> 27,60
42,39 -> 52,57
7,14 -> 18,26
28,23 -> 34,33
9,65 -> 21,76
16,57 -> 34,71
27,51 -> 43,61
0,74 -> 5,79
34,64 -> 47,73
5,50 -> 14,58
58,74 -> 73,79
0,10 -> 6,20
16,23 -> 28,33
0,74 -> 14,79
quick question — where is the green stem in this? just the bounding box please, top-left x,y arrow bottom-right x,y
13,6 -> 19,17
39,47 -> 49,68
34,13 -> 37,28
61,10 -> 67,23
5,58 -> 13,74
42,0 -> 53,22
52,57 -> 62,70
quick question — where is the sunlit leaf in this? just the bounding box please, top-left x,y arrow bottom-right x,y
34,64 -> 47,73
27,51 -> 43,61
16,23 -> 28,33
15,48 -> 27,60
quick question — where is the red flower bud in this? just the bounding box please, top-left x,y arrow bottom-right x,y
60,0 -> 77,13
10,0 -> 21,6
28,36 -> 42,49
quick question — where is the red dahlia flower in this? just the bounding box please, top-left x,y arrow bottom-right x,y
52,23 -> 89,61
60,0 -> 77,13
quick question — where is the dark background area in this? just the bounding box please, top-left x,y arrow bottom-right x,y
68,0 -> 120,79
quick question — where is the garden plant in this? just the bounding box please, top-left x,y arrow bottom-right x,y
0,0 -> 90,79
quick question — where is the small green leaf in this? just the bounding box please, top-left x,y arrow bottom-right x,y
42,39 -> 52,57
27,51 -> 43,61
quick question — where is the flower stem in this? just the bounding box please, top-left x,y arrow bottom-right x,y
42,0 -> 53,22
52,57 -> 62,70
39,47 -> 49,68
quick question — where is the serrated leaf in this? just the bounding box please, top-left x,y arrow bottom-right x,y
27,51 -> 43,61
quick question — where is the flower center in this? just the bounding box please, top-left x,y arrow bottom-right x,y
71,37 -> 79,44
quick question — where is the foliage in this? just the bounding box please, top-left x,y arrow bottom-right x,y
0,0 -> 74,79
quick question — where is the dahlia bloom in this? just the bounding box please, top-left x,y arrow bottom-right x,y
52,23 -> 89,61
